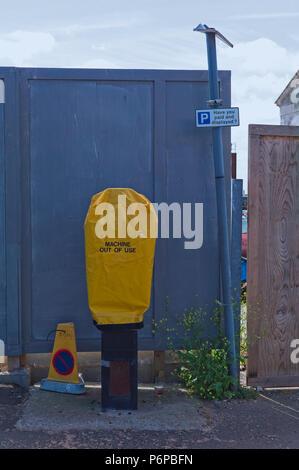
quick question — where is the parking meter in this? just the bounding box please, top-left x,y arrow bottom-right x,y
84,187 -> 157,409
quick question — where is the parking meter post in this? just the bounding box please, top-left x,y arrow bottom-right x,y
195,26 -> 238,387
101,328 -> 138,411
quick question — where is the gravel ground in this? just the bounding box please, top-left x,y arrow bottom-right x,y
0,383 -> 299,449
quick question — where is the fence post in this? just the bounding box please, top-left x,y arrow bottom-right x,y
231,179 -> 243,377
194,25 -> 238,386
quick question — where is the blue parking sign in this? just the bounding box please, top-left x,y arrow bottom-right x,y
196,108 -> 239,128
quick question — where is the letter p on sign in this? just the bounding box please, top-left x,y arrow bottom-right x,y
197,111 -> 210,126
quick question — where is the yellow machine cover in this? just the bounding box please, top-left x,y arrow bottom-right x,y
84,188 -> 157,327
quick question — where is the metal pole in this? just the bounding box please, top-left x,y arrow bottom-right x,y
205,32 -> 238,386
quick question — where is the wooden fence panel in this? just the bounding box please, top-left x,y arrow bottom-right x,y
247,124 -> 299,387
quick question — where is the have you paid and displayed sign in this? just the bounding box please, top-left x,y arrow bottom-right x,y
196,107 -> 239,127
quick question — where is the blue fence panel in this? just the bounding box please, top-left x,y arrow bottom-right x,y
1,67 -> 232,354
1,68 -> 22,356
0,81 -> 5,351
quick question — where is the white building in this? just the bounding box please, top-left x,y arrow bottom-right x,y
275,70 -> 299,125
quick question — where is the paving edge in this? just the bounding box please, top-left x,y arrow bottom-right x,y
0,367 -> 31,388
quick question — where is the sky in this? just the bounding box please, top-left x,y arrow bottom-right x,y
0,0 -> 298,188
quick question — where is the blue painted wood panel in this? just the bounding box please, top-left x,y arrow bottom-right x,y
1,68 -> 231,353
154,80 -> 219,339
28,79 -> 154,346
2,68 -> 22,355
0,100 -> 5,348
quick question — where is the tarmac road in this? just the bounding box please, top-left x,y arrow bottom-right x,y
0,384 -> 298,449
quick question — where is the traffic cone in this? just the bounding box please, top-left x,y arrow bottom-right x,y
40,322 -> 85,394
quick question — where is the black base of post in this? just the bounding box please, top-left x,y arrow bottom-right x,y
101,329 -> 138,411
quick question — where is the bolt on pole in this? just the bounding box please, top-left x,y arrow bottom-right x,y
194,24 -> 238,387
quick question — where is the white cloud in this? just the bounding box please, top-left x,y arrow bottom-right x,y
0,30 -> 55,65
0,24 -> 297,191
228,12 -> 299,20
84,57 -> 123,69
220,38 -> 299,76
55,18 -> 141,36
216,38 -> 299,188
110,34 -> 297,189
